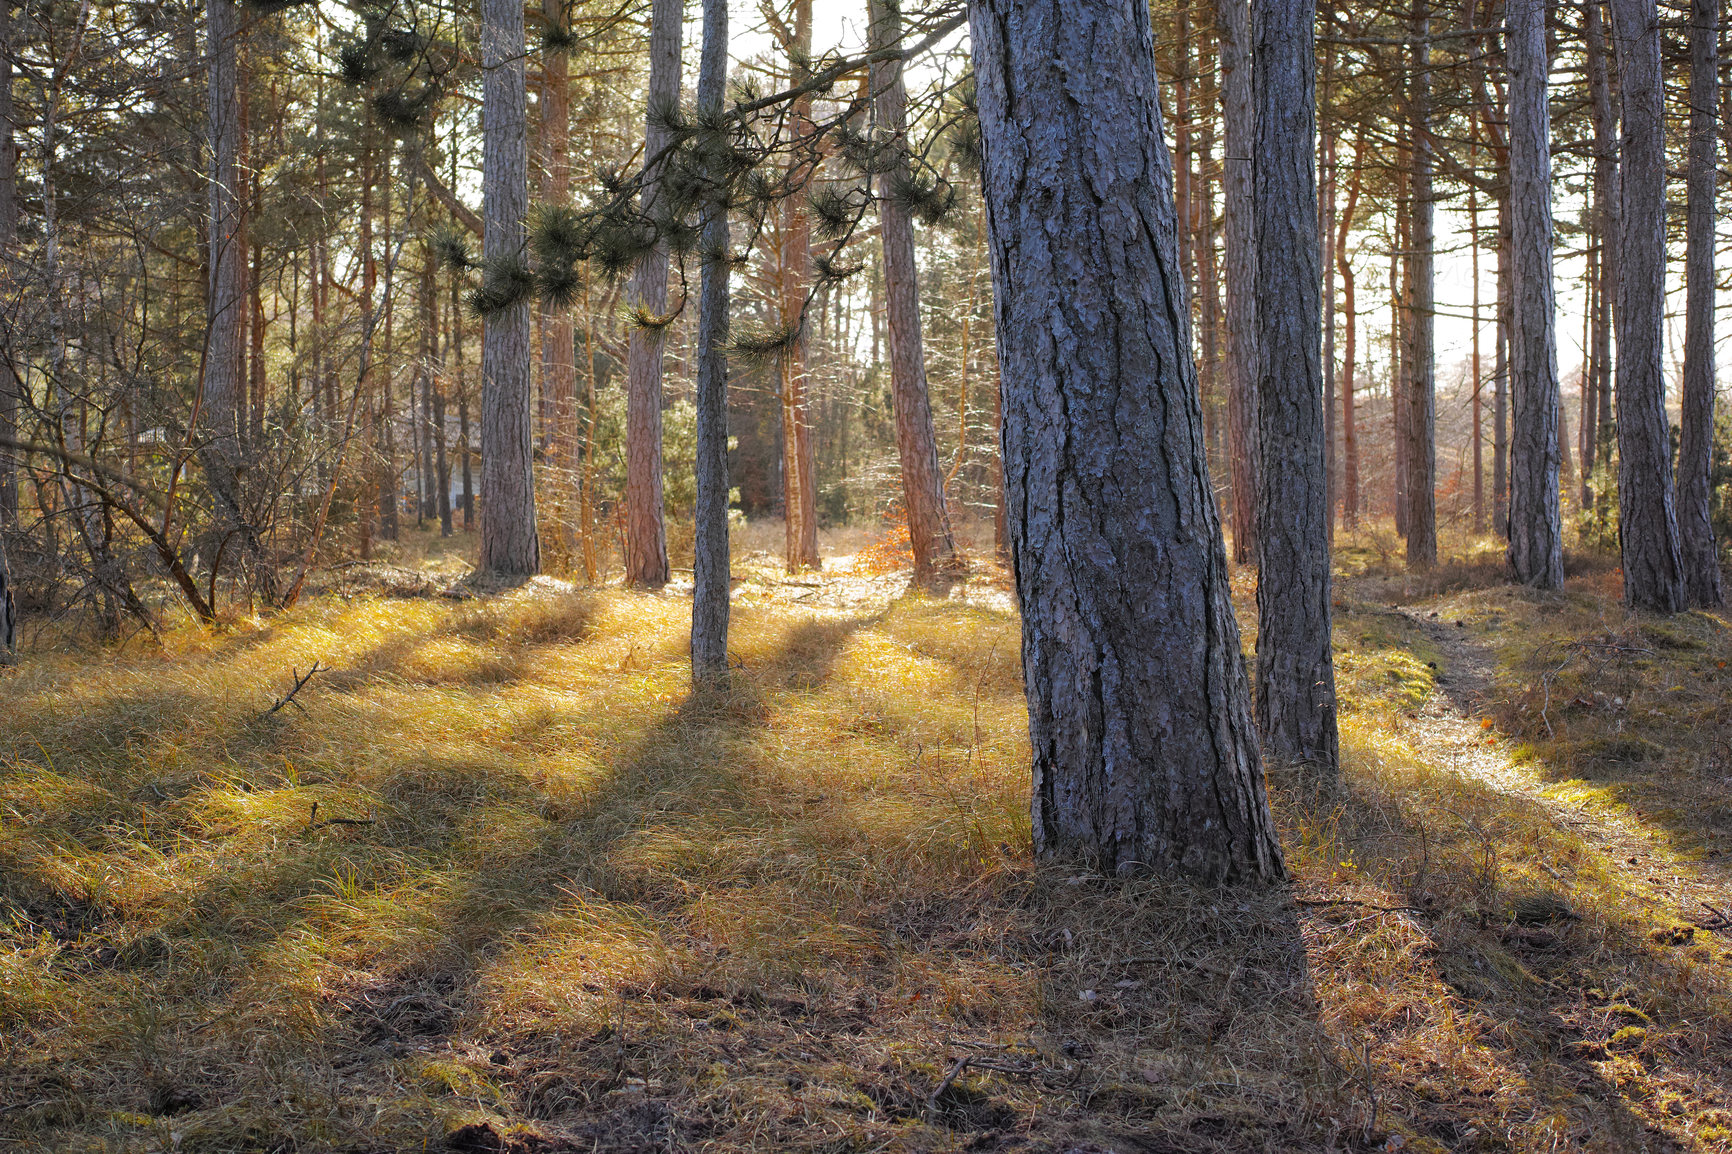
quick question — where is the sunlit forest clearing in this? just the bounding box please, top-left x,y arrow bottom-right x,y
4,531 -> 1732,1153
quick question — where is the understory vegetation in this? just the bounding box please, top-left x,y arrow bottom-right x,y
3,531 -> 1730,1153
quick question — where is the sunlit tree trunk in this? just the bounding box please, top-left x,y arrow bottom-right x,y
541,0 -> 579,574
479,0 -> 539,577
1506,0 -> 1564,587
1584,0 -> 1618,524
970,0 -> 1284,883
1610,0 -> 1687,612
872,0 -> 959,591
623,0 -> 681,588
779,0 -> 820,572
690,0 -> 731,683
1678,0 -> 1723,607
1215,0 -> 1258,565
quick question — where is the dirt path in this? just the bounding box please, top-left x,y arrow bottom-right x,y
1397,604 -> 1732,936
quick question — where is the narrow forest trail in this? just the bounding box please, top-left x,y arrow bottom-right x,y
1395,601 -> 1732,939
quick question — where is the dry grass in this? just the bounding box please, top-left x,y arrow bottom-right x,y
2,530 -> 1729,1152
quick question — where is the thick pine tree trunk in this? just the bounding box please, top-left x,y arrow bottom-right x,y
1214,0 -> 1258,565
623,0 -> 681,588
1253,0 -> 1339,770
1678,0 -> 1723,607
479,0 -> 539,577
1404,6 -> 1436,569
690,0 -> 731,684
969,0 -> 1284,883
1610,0 -> 1687,613
1505,0 -> 1564,587
871,0 -> 959,592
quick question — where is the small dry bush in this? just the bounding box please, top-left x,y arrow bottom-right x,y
2,555 -> 1729,1152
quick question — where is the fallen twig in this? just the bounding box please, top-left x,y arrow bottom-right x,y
266,662 -> 326,716
306,801 -> 376,830
1294,897 -> 1429,914
927,1056 -> 971,1113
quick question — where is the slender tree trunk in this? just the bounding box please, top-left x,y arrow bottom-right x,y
1679,0 -> 1723,606
1215,0 -> 1259,565
691,0 -> 731,685
872,0 -> 959,591
1321,94 -> 1337,543
1470,166 -> 1485,535
1392,171 -> 1408,537
969,0 -> 1284,883
0,0 -> 19,612
1338,150 -> 1361,532
1405,2 -> 1436,569
1585,0 -> 1619,526
1254,0 -> 1338,769
779,0 -> 819,572
479,0 -> 539,577
1610,0 -> 1686,612
1506,0 -> 1564,587
1494,181 -> 1510,537
541,0 -> 579,574
1581,227 -> 1599,508
454,273 -> 473,532
202,0 -> 271,593
623,0 -> 681,588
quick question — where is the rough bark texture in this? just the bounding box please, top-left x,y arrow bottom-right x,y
623,0 -> 681,588
969,0 -> 1285,884
1493,191 -> 1509,537
1253,0 -> 1339,770
691,0 -> 731,685
1610,0 -> 1687,613
871,0 -> 959,592
1404,6 -> 1436,570
1678,0 -> 1723,607
540,0 -> 579,573
1505,0 -> 1564,588
1215,0 -> 1258,565
478,0 -> 539,577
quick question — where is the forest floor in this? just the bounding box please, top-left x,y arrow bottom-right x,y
3,529 -> 1732,1153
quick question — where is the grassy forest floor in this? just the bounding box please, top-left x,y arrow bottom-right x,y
3,528 -> 1732,1153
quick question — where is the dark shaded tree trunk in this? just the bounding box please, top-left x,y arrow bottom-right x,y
1610,0 -> 1686,612
0,0 -> 13,660
690,0 -> 731,685
1404,3 -> 1435,569
478,0 -> 539,577
1505,0 -> 1564,587
871,0 -> 959,592
1678,0 -> 1723,607
623,0 -> 681,588
1215,0 -> 1258,565
1253,0 -> 1338,769
969,0 -> 1284,883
